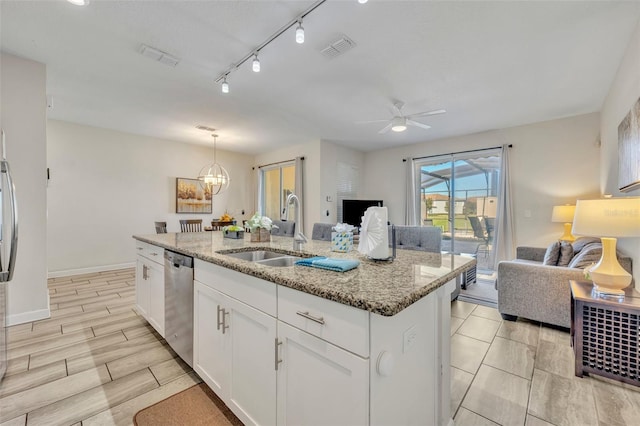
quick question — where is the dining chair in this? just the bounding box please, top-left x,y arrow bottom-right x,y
154,221 -> 167,234
271,220 -> 295,237
179,219 -> 202,232
389,225 -> 442,253
311,223 -> 334,241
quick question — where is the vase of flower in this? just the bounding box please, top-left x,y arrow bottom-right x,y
246,213 -> 278,242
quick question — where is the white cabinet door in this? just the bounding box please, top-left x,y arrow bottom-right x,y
135,258 -> 149,318
147,260 -> 165,337
194,281 -> 277,426
193,281 -> 229,396
226,296 -> 277,426
277,321 -> 369,426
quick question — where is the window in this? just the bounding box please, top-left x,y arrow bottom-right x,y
336,162 -> 359,223
260,162 -> 295,220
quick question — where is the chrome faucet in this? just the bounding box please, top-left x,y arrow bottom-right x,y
283,193 -> 308,251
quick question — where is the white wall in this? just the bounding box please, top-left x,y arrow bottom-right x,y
47,120 -> 254,274
254,141 -> 322,237
0,53 -> 49,324
600,18 -> 640,285
363,113 -> 602,250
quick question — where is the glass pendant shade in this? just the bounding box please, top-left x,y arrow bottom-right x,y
198,135 -> 230,195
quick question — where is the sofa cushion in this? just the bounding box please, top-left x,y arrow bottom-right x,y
572,237 -> 600,255
557,241 -> 574,267
543,241 -> 561,266
568,243 -> 602,269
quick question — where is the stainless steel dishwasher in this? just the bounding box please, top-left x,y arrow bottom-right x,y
164,250 -> 194,367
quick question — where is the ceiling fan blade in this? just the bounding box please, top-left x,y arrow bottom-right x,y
406,119 -> 431,130
407,109 -> 446,119
378,123 -> 393,134
355,119 -> 391,124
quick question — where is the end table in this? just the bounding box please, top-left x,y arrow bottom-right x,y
570,280 -> 640,386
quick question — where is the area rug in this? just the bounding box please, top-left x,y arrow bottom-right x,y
134,383 -> 243,426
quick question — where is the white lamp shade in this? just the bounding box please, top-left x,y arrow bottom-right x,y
551,205 -> 576,223
572,197 -> 640,237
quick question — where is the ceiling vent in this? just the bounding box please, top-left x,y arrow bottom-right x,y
139,44 -> 180,67
196,125 -> 217,132
320,35 -> 356,59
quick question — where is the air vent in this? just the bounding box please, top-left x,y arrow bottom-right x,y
196,125 -> 216,132
139,44 -> 180,67
320,35 -> 356,59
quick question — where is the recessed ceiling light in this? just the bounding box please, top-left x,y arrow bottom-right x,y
67,0 -> 89,5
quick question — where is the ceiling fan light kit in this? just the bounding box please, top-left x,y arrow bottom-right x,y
391,117 -> 407,132
359,101 -> 446,134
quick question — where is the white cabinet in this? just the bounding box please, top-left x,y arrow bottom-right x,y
194,278 -> 277,426
135,241 -> 164,337
276,321 -> 369,426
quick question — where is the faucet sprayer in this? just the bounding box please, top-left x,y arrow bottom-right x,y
283,193 -> 308,251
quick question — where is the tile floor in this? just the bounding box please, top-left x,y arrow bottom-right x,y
450,300 -> 640,426
2,268 -> 640,425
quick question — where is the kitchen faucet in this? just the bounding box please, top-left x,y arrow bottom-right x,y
283,193 -> 307,251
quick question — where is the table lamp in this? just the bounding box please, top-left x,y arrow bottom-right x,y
572,197 -> 640,296
551,205 -> 576,242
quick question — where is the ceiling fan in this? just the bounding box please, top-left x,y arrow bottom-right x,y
357,101 -> 446,134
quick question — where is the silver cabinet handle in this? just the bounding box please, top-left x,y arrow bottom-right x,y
150,252 -> 158,256
217,305 -> 229,334
136,247 -> 143,251
142,264 -> 148,280
275,338 -> 282,370
296,311 -> 325,325
217,305 -> 223,331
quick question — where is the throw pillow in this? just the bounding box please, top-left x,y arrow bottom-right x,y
568,243 -> 602,269
543,241 -> 561,266
557,241 -> 574,267
572,237 -> 600,255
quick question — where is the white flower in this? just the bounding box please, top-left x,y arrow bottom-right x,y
246,212 -> 278,231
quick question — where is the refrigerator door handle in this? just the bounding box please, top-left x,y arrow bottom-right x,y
1,159 -> 18,282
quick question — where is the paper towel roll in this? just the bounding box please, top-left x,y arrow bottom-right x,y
357,206 -> 389,259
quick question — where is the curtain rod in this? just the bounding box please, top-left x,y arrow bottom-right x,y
405,144 -> 512,162
254,157 -> 305,170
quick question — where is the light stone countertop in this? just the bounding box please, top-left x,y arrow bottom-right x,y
133,232 -> 476,316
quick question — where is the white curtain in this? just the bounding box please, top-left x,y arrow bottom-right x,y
493,144 -> 515,269
253,166 -> 261,215
294,156 -> 304,235
404,158 -> 418,226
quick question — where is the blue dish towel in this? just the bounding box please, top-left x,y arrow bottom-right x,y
295,256 -> 360,272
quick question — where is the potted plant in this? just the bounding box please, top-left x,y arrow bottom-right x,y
222,224 -> 244,239
246,212 -> 278,242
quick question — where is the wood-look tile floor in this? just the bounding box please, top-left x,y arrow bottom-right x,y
0,268 -> 200,426
3,270 -> 640,425
451,300 -> 640,426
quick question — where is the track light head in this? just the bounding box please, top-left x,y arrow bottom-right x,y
252,54 -> 260,72
221,77 -> 229,94
358,0 -> 368,3
295,21 -> 305,44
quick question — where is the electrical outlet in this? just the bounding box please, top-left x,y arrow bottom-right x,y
403,325 -> 418,353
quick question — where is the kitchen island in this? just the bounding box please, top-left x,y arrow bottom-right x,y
134,231 -> 475,426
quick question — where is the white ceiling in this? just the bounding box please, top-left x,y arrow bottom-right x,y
1,1 -> 639,154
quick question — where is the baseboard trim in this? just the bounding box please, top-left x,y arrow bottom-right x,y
48,262 -> 136,278
7,307 -> 50,326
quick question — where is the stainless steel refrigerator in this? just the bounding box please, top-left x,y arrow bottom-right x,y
0,129 -> 19,383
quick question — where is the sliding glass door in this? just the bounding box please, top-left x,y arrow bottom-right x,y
260,163 -> 295,221
415,148 -> 501,272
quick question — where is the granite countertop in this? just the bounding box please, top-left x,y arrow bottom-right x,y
133,232 -> 476,316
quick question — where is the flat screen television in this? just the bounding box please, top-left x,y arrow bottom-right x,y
342,199 -> 383,227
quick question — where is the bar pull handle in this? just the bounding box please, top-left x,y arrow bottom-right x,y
296,311 -> 325,325
221,308 -> 229,334
274,338 -> 282,370
136,247 -> 143,251
142,264 -> 148,280
217,305 -> 223,331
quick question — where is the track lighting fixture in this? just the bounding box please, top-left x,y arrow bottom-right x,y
221,77 -> 229,94
295,21 -> 305,44
252,54 -> 261,72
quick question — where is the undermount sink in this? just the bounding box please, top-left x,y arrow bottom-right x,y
219,249 -> 302,267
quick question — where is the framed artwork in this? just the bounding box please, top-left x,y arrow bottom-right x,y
176,177 -> 212,214
618,96 -> 640,192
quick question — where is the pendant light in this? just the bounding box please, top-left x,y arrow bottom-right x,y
198,134 -> 230,195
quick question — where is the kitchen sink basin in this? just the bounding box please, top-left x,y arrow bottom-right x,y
255,256 -> 300,267
222,250 -> 288,262
219,249 -> 302,267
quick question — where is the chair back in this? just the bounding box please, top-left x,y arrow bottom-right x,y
468,216 -> 488,243
312,223 -> 334,241
484,217 -> 495,240
179,219 -> 202,232
390,225 -> 442,253
154,221 -> 167,234
271,220 -> 295,237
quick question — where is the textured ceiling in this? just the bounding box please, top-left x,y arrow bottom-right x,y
1,1 -> 639,154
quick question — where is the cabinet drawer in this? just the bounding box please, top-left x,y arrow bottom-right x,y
195,259 -> 277,317
135,241 -> 163,265
278,285 -> 369,357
